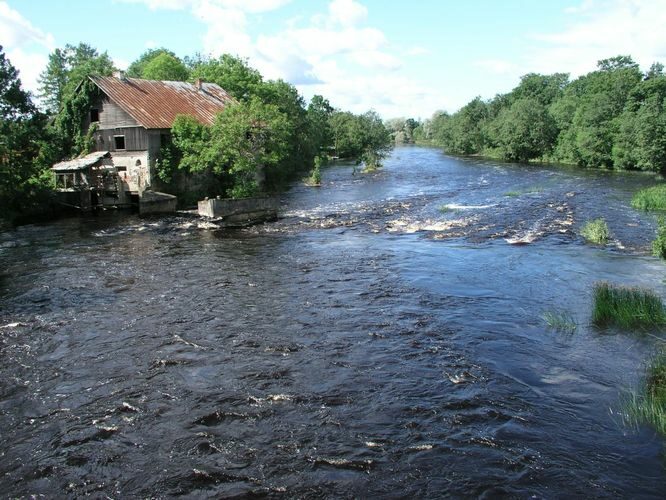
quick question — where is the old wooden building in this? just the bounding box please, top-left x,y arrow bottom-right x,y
52,72 -> 234,210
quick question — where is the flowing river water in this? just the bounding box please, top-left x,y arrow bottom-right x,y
1,146 -> 666,497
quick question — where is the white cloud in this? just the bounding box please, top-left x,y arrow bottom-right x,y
0,1 -> 55,95
529,0 -> 666,76
0,1 -> 54,49
113,0 -> 438,117
4,48 -> 47,97
328,0 -> 367,27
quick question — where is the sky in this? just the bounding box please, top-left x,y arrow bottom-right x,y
2,0 -> 666,119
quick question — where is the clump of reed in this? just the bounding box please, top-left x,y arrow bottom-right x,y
580,218 -> 610,245
625,349 -> 666,436
542,310 -> 577,333
631,185 -> 666,211
592,282 -> 666,329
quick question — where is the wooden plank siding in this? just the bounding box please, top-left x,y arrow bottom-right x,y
91,127 -> 148,152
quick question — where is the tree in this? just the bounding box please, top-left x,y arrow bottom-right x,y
142,52 -> 189,81
38,43 -> 115,113
126,47 -> 177,78
329,110 -> 392,168
613,75 -> 666,172
190,54 -> 263,101
0,46 -> 50,221
490,98 -> 558,162
307,94 -> 334,154
210,98 -> 291,197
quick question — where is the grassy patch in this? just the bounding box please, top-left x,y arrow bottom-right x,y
580,218 -> 610,245
504,186 -> 544,197
592,282 -> 666,329
542,310 -> 577,333
631,185 -> 666,211
625,349 -> 666,436
653,216 -> 666,259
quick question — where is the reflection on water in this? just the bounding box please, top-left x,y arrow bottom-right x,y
0,146 -> 665,497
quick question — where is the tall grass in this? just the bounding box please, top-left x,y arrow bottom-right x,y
625,349 -> 666,436
631,185 -> 666,211
580,218 -> 610,245
592,282 -> 666,329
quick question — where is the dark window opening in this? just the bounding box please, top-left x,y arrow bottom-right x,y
90,109 -> 99,122
114,135 -> 126,150
116,166 -> 127,172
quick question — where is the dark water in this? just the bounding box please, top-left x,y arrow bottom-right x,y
1,146 -> 665,497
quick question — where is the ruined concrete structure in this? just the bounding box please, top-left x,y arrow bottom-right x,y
52,72 -> 234,212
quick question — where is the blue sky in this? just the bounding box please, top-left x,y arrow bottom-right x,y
3,0 -> 666,118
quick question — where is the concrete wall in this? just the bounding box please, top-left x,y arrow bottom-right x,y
139,191 -> 177,215
198,197 -> 279,224
110,151 -> 151,194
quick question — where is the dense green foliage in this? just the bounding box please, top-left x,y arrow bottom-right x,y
189,54 -> 263,102
631,185 -> 666,211
592,282 -> 666,328
141,53 -> 189,81
126,48 -> 178,78
0,46 -> 53,222
580,218 -> 610,244
416,55 -> 666,172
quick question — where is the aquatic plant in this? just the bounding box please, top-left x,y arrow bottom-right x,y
631,185 -> 666,211
503,186 -> 544,197
592,282 -> 666,329
625,349 -> 666,436
652,216 -> 666,259
580,218 -> 610,245
542,310 -> 577,333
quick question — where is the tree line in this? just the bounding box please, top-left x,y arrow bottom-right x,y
0,43 -> 392,222
412,55 -> 666,172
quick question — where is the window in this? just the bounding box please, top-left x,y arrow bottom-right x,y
116,166 -> 127,172
90,109 -> 99,122
114,135 -> 126,150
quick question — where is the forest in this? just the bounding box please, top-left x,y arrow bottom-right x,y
413,55 -> 666,172
0,44 -> 392,223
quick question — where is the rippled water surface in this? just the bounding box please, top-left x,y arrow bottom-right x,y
1,146 -> 665,497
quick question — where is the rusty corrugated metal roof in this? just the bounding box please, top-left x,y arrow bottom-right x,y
89,76 -> 235,129
52,151 -> 110,171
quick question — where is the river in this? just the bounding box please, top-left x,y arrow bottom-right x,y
1,146 -> 665,497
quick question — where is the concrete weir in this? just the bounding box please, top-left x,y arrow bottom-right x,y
139,191 -> 178,215
198,197 -> 279,226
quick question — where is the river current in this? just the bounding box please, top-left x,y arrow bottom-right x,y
1,146 -> 665,497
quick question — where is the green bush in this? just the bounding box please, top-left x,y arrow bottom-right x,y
631,185 -> 666,211
581,218 -> 610,244
592,282 -> 666,329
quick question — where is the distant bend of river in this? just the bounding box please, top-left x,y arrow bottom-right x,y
1,146 -> 665,497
